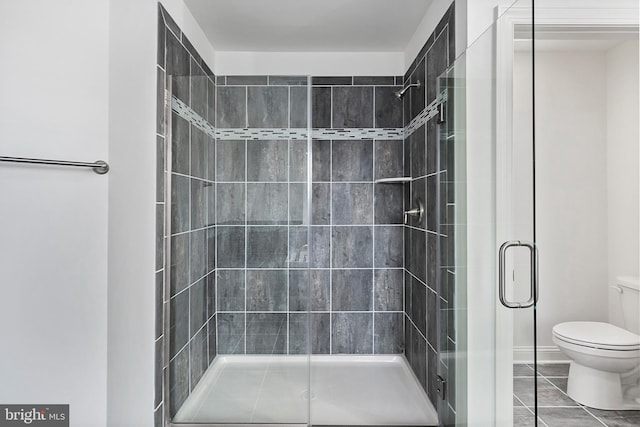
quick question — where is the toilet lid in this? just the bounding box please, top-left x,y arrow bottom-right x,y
553,321 -> 640,350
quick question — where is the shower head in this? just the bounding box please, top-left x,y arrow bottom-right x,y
394,80 -> 421,99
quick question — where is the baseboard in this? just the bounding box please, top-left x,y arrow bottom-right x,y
513,346 -> 570,364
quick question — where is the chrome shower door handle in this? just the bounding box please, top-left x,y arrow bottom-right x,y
498,240 -> 539,309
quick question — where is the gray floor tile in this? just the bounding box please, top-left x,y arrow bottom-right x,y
586,408 -> 640,427
536,363 -> 570,377
512,363 -> 640,427
514,378 -> 578,407
514,407 -> 537,427
546,377 -> 568,393
538,407 -> 605,427
594,416 -> 640,427
514,364 -> 536,377
587,409 -> 640,418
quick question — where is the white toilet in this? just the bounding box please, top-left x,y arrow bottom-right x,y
552,276 -> 640,410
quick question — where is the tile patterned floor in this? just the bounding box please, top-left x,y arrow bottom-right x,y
513,363 -> 640,427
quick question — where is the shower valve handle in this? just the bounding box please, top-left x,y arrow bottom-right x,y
404,200 -> 424,225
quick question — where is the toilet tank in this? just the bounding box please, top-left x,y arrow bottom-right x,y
610,276 -> 640,334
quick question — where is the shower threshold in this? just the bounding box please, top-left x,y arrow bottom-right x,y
173,354 -> 438,426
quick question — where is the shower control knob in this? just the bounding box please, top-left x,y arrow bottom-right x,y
404,200 -> 424,225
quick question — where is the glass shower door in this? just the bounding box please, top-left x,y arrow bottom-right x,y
440,1 -> 538,425
495,1 -> 539,425
501,6 -> 539,422
164,74 -> 313,426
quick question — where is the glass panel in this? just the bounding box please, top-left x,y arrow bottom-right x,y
165,74 -> 312,425
529,1 -> 640,426
436,58 -> 468,426
447,2 -> 640,425
441,1 -> 538,425
506,3 -> 538,425
495,1 -> 538,425
308,85 -> 432,423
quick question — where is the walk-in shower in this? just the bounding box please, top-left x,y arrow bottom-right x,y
160,69 -> 444,425
156,3 -> 461,426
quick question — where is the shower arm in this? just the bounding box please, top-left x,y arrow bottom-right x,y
395,80 -> 422,99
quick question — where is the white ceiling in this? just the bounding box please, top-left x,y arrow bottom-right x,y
184,0 -> 434,52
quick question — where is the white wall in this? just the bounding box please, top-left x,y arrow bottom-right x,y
214,51 -> 404,76
0,2 -> 109,426
516,50 -> 610,354
465,0 -> 640,58
606,40 -> 640,303
463,27 -> 500,426
107,1 -> 219,426
107,0 -> 158,425
466,0 -> 517,50
511,40 -> 640,358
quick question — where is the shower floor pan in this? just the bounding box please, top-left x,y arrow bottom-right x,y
173,354 -> 438,426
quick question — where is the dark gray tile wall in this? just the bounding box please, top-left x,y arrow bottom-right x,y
213,76 -> 312,357
310,76 -> 404,355
213,75 -> 404,357
402,3 -> 457,425
156,4 -> 217,424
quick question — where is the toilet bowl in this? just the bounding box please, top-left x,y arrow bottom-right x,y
552,321 -> 640,409
552,277 -> 640,410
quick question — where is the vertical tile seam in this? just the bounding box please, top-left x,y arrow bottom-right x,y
214,77 -> 220,357
203,74 -> 210,369
286,85 -> 291,355
244,134 -> 248,355
186,102 -> 193,393
371,89 -> 376,353
328,124 -> 333,354
241,87 -> 248,353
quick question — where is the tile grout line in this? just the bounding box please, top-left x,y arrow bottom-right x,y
213,79 -> 219,359
214,78 -> 220,358
582,407 -> 614,427
244,130 -> 248,355
329,138 -> 333,354
286,89 -> 291,355
371,113 -> 376,353
539,370 -> 611,426
513,365 -> 623,427
187,100 -> 193,394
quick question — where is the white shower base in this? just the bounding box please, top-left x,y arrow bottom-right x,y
173,354 -> 438,425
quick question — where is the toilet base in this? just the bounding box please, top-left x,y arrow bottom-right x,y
567,362 -> 640,410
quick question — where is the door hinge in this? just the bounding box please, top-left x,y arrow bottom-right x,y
437,102 -> 446,124
436,375 -> 446,400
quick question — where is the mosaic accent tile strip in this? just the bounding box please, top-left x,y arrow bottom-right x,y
404,93 -> 447,138
216,128 -> 307,140
313,128 -> 403,140
172,95 -> 216,138
219,128 -> 404,140
172,94 -> 404,140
